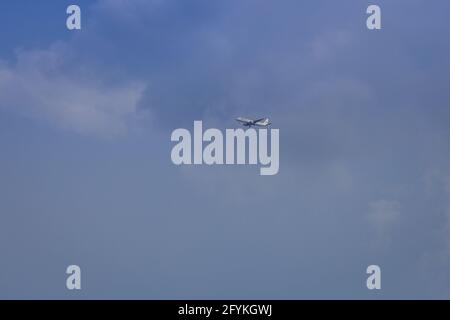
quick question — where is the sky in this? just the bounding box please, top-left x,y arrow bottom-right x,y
1,0 -> 450,299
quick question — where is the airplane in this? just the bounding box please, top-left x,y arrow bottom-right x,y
235,117 -> 271,127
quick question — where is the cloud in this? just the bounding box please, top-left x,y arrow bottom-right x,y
368,200 -> 401,227
310,30 -> 352,61
2,0 -> 450,298
416,172 -> 450,297
367,199 -> 401,247
0,45 -> 146,136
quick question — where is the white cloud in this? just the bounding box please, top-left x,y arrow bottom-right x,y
0,46 -> 146,137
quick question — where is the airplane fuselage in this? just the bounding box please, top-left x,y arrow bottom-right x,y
236,117 -> 271,128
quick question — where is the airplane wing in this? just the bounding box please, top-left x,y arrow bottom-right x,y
254,118 -> 265,123
236,117 -> 252,123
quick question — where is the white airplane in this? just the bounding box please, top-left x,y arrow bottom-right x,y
236,117 -> 271,127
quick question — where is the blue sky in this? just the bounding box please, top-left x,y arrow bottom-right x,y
1,0 -> 450,299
